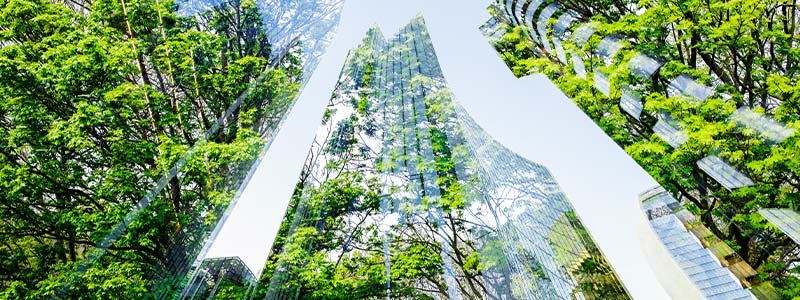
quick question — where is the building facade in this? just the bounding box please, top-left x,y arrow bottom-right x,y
181,256 -> 257,299
8,0 -> 796,298
256,15 -> 630,299
483,1 -> 799,297
638,187 -> 771,299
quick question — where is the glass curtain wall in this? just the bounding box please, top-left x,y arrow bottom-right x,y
482,0 -> 799,297
255,15 -> 630,300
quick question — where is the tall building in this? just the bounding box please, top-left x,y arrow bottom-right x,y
483,1 -> 799,297
5,0 -> 796,298
257,15 -> 629,299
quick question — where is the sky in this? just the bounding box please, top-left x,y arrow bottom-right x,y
204,0 -> 671,298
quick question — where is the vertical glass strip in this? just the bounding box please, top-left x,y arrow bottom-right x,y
667,74 -> 715,102
620,87 -> 644,120
595,35 -> 625,65
627,53 -> 663,79
536,3 -> 562,53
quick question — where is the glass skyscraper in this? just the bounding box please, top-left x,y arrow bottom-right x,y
257,15 -> 629,300
639,187 -> 760,299
4,0 -> 795,298
482,0 -> 797,298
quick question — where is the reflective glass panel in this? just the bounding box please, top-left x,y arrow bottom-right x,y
759,209 -> 800,245
595,35 -> 625,65
640,188 -> 755,299
627,53 -> 663,79
620,87 -> 644,120
526,0 -> 547,44
653,114 -> 688,148
696,155 -> 755,190
553,10 -> 578,39
595,70 -> 611,96
536,3 -> 561,52
571,23 -> 597,47
553,38 -> 568,64
258,15 -> 631,300
667,74 -> 715,102
730,107 -> 795,143
515,0 -> 528,21
571,50 -> 587,78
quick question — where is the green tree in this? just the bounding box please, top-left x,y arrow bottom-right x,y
489,0 -> 800,295
0,0 -> 304,297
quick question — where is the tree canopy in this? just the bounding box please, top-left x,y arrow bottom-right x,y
0,0 -> 304,297
489,0 -> 800,297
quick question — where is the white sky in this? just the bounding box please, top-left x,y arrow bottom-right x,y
205,1 -> 671,298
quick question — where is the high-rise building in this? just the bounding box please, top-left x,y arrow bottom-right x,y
483,1 -> 799,297
5,0 -> 797,298
256,15 -> 629,299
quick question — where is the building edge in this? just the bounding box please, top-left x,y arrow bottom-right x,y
634,196 -> 706,299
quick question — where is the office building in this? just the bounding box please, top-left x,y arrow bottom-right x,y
484,1 -> 799,297
258,15 -> 629,299
638,187 -> 774,299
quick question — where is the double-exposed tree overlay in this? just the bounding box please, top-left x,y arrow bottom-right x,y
0,0 -> 342,297
483,0 -> 800,298
253,16 -> 630,300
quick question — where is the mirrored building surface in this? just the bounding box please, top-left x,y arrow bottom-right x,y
256,15 -> 630,300
181,256 -> 256,299
639,187 -> 757,300
481,3 -> 796,297
759,209 -> 800,245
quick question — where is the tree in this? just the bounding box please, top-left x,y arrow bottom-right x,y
488,0 -> 800,295
0,0 -> 306,297
254,18 -> 629,300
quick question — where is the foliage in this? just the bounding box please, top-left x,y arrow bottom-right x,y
253,19 -> 630,299
0,0 -> 303,297
491,0 -> 800,295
